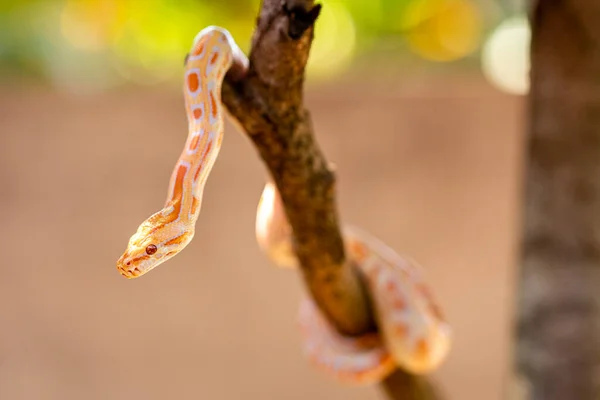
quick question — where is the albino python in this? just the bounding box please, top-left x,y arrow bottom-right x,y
117,26 -> 451,384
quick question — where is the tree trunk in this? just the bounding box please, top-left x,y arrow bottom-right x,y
515,1 -> 600,399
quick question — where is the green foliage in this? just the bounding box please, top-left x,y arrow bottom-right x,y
0,0 -> 525,88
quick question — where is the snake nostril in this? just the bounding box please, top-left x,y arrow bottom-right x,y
126,261 -> 131,266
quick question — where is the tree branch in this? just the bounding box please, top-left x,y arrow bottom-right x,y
222,0 -> 440,398
223,0 -> 373,337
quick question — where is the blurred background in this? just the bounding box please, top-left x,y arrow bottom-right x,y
0,0 -> 528,399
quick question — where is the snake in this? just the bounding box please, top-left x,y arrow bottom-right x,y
116,26 -> 451,385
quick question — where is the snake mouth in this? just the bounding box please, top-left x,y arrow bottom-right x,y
116,263 -> 143,279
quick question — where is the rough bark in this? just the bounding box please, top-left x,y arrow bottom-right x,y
222,0 -> 439,398
515,1 -> 600,399
222,0 -> 374,337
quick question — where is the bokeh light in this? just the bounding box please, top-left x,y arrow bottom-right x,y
0,0 -> 521,89
307,0 -> 356,79
343,0 -> 383,34
109,2 -> 203,85
400,0 -> 483,62
481,16 -> 530,95
60,0 -> 116,52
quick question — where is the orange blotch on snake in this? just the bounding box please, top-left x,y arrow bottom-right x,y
394,322 -> 409,339
209,91 -> 218,119
414,338 -> 430,361
379,352 -> 394,365
192,107 -> 203,120
193,42 -> 205,56
172,164 -> 187,200
353,370 -> 366,381
393,296 -> 407,310
209,51 -> 219,65
189,134 -> 200,151
385,280 -> 396,293
145,244 -> 157,255
350,241 -> 367,261
188,72 -> 200,92
129,255 -> 150,264
191,197 -> 200,214
163,233 -> 189,247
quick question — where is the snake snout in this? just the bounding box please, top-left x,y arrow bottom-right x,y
117,264 -> 142,279
116,256 -> 142,279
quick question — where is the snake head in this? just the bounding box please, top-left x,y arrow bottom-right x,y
116,210 -> 194,279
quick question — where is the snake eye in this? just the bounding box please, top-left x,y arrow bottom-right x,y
145,244 -> 158,255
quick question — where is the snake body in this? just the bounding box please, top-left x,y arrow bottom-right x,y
117,27 -> 244,278
117,27 -> 451,384
257,182 -> 451,383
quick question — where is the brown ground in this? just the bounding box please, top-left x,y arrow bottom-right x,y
0,74 -> 523,400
